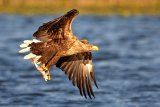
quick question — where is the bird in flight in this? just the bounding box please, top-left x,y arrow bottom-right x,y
19,9 -> 99,99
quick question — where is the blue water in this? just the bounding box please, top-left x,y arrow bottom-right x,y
0,15 -> 160,107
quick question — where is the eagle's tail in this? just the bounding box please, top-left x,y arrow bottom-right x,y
19,39 -> 42,59
19,39 -> 50,81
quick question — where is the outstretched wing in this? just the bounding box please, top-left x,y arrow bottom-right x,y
56,52 -> 98,99
33,16 -> 65,43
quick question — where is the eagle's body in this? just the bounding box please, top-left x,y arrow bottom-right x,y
19,9 -> 99,99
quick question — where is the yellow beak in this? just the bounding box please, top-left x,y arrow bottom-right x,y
92,46 -> 99,51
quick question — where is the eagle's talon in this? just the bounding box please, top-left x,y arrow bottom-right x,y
41,64 -> 48,71
39,64 -> 51,81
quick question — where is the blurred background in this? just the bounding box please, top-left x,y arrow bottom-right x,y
0,0 -> 160,15
0,0 -> 160,107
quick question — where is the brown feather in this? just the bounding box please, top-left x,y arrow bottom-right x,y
82,69 -> 87,98
85,74 -> 91,99
56,52 -> 98,98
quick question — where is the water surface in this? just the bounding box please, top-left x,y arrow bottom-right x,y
0,15 -> 160,107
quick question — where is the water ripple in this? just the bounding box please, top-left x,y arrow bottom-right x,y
0,15 -> 160,107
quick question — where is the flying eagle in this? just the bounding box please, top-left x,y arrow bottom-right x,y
19,9 -> 99,99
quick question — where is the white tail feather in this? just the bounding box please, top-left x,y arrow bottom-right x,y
33,39 -> 41,43
35,56 -> 41,60
24,53 -> 37,59
20,43 -> 29,48
19,47 -> 30,53
23,40 -> 33,44
34,56 -> 41,63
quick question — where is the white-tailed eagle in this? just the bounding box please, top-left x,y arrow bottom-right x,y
19,9 -> 99,99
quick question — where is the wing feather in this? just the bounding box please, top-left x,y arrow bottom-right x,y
33,17 -> 63,42
72,63 -> 78,86
85,73 -> 91,99
33,16 -> 65,43
56,52 -> 98,99
82,69 -> 87,98
79,66 -> 83,96
90,69 -> 98,88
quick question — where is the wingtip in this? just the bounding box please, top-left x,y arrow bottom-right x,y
84,95 -> 87,99
95,82 -> 99,89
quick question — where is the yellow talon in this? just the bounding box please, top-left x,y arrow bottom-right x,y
41,64 -> 48,71
40,64 -> 51,81
47,71 -> 51,80
44,70 -> 51,81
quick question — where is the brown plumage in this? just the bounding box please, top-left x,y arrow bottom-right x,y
19,9 -> 99,99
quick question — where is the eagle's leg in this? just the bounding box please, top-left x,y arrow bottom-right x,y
30,58 -> 51,81
40,64 -> 51,81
